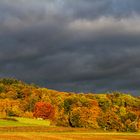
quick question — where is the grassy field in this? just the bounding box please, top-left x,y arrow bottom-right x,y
0,117 -> 50,127
0,117 -> 139,140
0,132 -> 139,140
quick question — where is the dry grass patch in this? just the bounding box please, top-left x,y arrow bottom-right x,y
0,133 -> 139,140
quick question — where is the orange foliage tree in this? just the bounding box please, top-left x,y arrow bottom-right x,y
33,102 -> 55,120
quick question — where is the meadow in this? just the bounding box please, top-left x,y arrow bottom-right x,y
0,131 -> 139,140
0,118 -> 139,140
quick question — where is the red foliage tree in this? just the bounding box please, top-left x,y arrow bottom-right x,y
33,102 -> 55,120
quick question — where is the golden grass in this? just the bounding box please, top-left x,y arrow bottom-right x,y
0,126 -> 139,140
0,133 -> 139,140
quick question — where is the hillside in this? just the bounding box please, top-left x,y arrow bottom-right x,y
0,78 -> 139,132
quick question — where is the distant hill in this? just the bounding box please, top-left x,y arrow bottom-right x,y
0,78 -> 139,132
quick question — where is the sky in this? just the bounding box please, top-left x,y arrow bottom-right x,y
0,0 -> 140,95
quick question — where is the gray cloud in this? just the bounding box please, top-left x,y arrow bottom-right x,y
0,0 -> 140,95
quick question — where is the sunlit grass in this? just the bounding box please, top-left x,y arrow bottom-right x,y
0,132 -> 139,140
0,117 -> 50,127
15,117 -> 50,126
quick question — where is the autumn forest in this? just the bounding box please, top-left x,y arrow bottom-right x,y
0,78 -> 139,132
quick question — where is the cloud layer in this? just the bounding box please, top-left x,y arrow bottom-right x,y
0,0 -> 140,95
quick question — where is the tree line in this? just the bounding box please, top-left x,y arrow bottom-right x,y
0,78 -> 139,132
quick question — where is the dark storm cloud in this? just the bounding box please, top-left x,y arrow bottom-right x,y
0,0 -> 140,95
